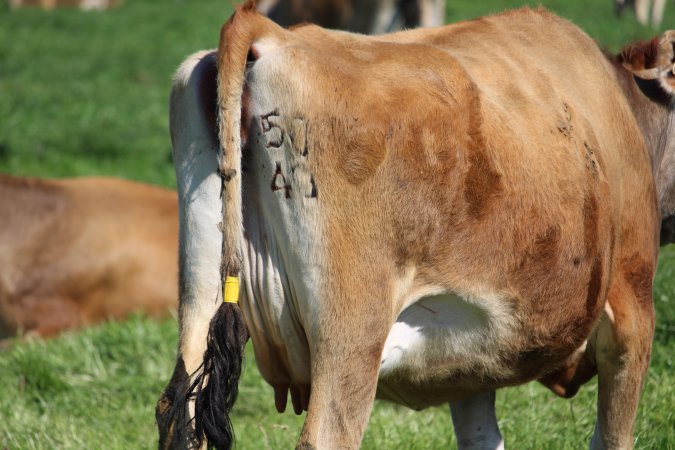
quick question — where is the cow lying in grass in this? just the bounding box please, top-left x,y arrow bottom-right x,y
255,0 -> 445,33
157,3 -> 674,449
0,174 -> 178,341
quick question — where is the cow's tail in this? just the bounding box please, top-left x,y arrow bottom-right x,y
190,2 -> 280,450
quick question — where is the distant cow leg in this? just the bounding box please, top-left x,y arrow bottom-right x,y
419,0 -> 445,28
590,260 -> 655,450
450,391 -> 504,450
634,0 -> 650,25
156,50 -> 223,449
651,0 -> 666,26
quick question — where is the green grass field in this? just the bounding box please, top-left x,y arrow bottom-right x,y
1,0 -> 674,448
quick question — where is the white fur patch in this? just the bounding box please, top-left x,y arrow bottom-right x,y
236,55 -> 325,385
380,290 -> 518,380
171,50 -> 224,373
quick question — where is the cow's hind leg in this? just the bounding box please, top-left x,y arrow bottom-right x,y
651,0 -> 666,26
634,0 -> 650,25
590,268 -> 655,450
156,50 -> 243,450
450,391 -> 504,450
296,280 -> 393,450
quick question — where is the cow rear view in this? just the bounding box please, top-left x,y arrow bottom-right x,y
158,3 -> 675,449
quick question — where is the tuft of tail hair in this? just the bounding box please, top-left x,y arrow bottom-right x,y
164,303 -> 248,450
190,2 -> 278,449
191,303 -> 248,450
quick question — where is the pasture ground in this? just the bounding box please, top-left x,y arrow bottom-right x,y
1,0 -> 674,448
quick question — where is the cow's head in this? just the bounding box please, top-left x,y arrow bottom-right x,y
619,30 -> 675,98
618,31 -> 675,244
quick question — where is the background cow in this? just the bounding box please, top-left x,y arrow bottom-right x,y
255,0 -> 445,33
615,0 -> 668,27
158,3 -> 673,449
0,174 -> 178,341
8,0 -> 119,10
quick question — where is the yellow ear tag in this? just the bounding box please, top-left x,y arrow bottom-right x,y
224,276 -> 240,304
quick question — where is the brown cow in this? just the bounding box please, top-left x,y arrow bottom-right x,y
255,0 -> 445,33
8,0 -> 119,10
157,3 -> 674,449
0,174 -> 178,341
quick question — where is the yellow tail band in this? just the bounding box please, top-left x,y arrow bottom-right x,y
224,276 -> 240,304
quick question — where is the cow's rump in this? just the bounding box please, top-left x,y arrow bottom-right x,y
232,7 -> 650,406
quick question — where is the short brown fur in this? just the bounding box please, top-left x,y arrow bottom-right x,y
160,6 -> 674,449
0,174 -> 178,341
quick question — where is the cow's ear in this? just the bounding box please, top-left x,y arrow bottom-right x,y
620,30 -> 675,96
